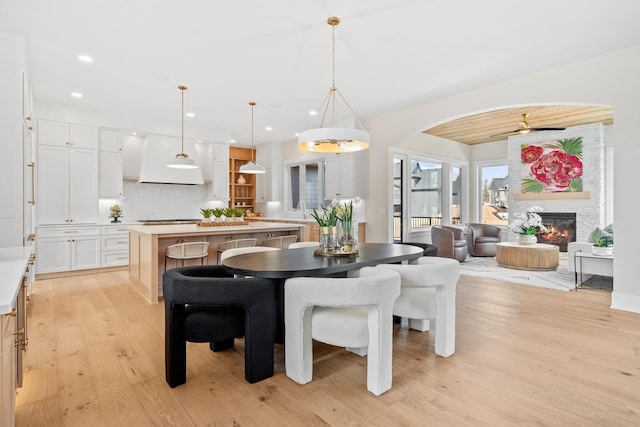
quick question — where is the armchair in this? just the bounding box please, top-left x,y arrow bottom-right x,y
465,223 -> 502,257
431,225 -> 468,262
162,265 -> 276,386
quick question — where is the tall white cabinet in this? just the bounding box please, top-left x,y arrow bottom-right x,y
207,143 -> 229,200
37,120 -> 99,224
0,31 -> 34,249
256,141 -> 281,202
99,129 -> 123,198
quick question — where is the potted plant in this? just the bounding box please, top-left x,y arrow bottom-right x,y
589,224 -> 613,255
109,204 -> 123,223
200,208 -> 213,222
223,207 -> 235,222
234,207 -> 245,222
310,204 -> 339,254
212,208 -> 225,222
508,206 -> 547,245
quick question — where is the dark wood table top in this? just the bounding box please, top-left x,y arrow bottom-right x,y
222,242 -> 424,279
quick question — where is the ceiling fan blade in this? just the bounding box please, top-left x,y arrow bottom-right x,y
529,127 -> 566,131
489,130 -> 520,137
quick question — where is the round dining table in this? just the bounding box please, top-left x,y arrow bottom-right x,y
222,242 -> 424,341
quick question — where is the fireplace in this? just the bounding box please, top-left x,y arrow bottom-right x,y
536,212 -> 576,252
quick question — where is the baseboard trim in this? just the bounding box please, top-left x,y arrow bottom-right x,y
36,265 -> 127,280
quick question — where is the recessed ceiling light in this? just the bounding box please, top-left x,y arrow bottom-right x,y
132,132 -> 137,135
265,126 -> 272,131
71,92 -> 83,98
78,55 -> 93,63
295,133 -> 300,136
309,110 -> 317,116
230,139 -> 236,143
186,112 -> 195,117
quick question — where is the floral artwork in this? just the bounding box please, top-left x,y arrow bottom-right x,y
520,137 -> 583,193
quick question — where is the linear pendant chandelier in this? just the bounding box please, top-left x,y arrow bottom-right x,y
298,17 -> 370,153
167,85 -> 198,169
239,101 -> 265,174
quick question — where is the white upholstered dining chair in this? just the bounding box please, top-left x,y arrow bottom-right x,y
288,241 -> 320,249
377,256 -> 460,357
284,266 -> 401,396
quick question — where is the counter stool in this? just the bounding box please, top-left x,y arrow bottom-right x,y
216,238 -> 258,263
164,242 -> 210,272
262,235 -> 298,249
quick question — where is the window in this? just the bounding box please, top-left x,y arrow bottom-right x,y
452,166 -> 462,224
393,157 -> 403,242
288,161 -> 322,210
479,164 -> 508,225
410,160 -> 442,228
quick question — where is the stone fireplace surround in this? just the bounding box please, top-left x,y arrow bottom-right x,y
507,123 -> 606,243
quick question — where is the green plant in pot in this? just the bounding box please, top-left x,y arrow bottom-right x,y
589,224 -> 613,254
310,204 -> 339,254
212,208 -> 224,221
237,208 -> 246,220
200,208 -> 213,222
223,207 -> 236,221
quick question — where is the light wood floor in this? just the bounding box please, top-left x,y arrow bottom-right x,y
15,270 -> 640,426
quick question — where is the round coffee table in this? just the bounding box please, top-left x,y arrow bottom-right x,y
495,242 -> 559,271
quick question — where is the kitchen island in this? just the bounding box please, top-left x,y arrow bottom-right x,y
128,221 -> 305,303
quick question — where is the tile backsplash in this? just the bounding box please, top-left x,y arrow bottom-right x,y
99,181 -> 225,222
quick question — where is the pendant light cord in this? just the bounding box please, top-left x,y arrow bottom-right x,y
250,101 -> 256,162
331,21 -> 336,90
179,85 -> 187,155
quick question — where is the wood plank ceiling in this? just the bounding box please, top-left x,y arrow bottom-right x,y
424,105 -> 614,145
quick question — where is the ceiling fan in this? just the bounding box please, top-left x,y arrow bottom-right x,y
492,113 -> 566,137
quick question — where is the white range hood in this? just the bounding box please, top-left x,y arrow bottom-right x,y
138,135 -> 204,185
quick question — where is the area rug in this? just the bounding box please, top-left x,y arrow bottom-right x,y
459,253 -> 575,291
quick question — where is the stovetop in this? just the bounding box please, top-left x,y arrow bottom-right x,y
139,219 -> 200,225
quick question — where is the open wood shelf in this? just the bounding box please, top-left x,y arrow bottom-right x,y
229,147 -> 256,211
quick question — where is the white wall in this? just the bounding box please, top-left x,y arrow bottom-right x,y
364,43 -> 640,314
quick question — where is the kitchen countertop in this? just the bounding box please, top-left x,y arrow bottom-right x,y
248,216 -> 366,224
127,221 -> 306,236
0,247 -> 32,314
247,216 -> 316,223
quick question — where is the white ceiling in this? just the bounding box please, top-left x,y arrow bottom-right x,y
2,1 -> 640,147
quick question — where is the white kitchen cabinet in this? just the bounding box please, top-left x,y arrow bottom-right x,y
36,226 -> 100,274
255,142 -> 281,202
122,134 -> 145,180
0,33 -> 33,249
99,129 -> 124,198
207,143 -> 229,200
38,120 -> 98,149
99,151 -> 123,198
99,129 -> 123,153
1,306 -> 17,427
37,120 -> 99,225
324,152 -> 366,199
100,225 -> 129,267
256,150 -> 273,202
0,118 -> 23,247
